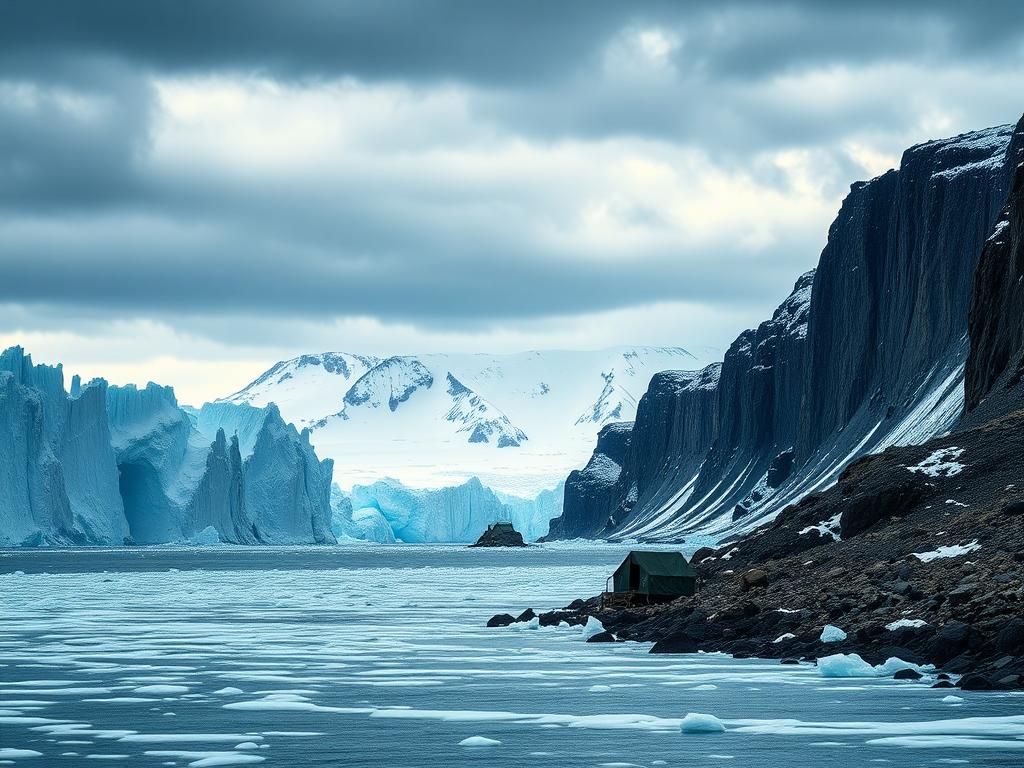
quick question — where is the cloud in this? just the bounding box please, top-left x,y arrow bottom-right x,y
0,1 -> 1022,398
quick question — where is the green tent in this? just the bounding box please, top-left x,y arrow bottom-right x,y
610,551 -> 698,597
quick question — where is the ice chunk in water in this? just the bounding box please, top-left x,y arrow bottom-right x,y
458,736 -> 501,747
817,653 -> 877,678
679,713 -> 726,734
581,616 -> 605,641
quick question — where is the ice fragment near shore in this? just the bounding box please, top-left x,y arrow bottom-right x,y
581,616 -> 605,641
818,653 -> 932,678
819,625 -> 847,643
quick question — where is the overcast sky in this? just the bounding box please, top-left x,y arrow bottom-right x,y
2,1 -> 1023,403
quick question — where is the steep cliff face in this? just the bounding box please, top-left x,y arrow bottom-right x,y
0,347 -> 126,545
551,116 -> 1024,542
547,420 -> 633,539
965,133 -> 1024,423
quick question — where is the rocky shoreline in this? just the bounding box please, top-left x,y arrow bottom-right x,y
491,409 -> 1024,691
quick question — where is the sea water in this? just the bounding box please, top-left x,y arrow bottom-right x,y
1,544 -> 1023,767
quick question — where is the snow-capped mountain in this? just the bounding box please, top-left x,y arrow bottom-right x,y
221,347 -> 715,496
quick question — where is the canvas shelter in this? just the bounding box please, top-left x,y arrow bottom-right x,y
608,550 -> 698,598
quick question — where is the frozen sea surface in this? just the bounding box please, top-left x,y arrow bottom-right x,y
2,544 -> 1023,767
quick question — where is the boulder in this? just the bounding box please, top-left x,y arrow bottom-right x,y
996,618 -> 1024,655
1001,500 -> 1024,516
515,608 -> 537,623
586,631 -> 616,643
930,621 -> 971,664
740,569 -> 769,592
487,613 -> 516,628
839,485 -> 923,538
893,668 -> 923,680
959,673 -> 995,691
650,633 -> 700,654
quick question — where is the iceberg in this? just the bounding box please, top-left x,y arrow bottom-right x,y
340,476 -> 562,543
679,713 -> 727,734
0,347 -> 127,545
0,346 -> 336,546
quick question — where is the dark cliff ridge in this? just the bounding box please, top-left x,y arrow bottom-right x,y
965,133 -> 1024,424
527,160 -> 1024,688
551,115 -> 1024,542
546,420 -> 633,539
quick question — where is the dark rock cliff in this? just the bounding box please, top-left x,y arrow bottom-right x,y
551,115 -> 1024,541
546,420 -> 632,539
965,132 -> 1024,423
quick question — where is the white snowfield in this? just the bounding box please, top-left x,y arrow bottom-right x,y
220,347 -> 714,497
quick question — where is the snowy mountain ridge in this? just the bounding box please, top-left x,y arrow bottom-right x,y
221,346 -> 715,495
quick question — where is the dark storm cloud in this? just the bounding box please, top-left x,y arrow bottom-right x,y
0,0 -> 1023,342
2,1 -> 1022,85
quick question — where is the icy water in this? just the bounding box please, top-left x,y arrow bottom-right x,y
2,545 -> 1024,767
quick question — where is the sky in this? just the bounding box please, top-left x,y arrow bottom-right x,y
1,1 -> 1023,404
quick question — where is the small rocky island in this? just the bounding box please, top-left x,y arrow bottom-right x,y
471,521 -> 527,547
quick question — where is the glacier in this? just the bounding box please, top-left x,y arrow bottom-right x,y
334,476 -> 563,543
0,346 -> 336,546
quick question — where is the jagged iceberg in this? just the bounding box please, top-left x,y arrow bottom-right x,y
0,346 -> 336,546
0,347 -> 127,546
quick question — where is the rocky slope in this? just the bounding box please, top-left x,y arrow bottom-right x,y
552,116 -> 1024,541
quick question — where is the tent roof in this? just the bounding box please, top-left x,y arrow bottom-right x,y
618,551 -> 697,578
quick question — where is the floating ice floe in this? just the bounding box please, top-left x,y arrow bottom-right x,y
905,447 -> 965,478
942,695 -> 965,704
913,541 -> 981,563
458,736 -> 501,747
886,619 -> 928,631
589,685 -> 611,693
819,625 -> 847,643
817,653 -> 932,678
143,751 -> 266,767
679,713 -> 726,734
581,616 -> 605,641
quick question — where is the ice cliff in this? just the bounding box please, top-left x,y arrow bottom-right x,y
334,476 -> 563,543
0,347 -> 335,545
0,347 -> 127,545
